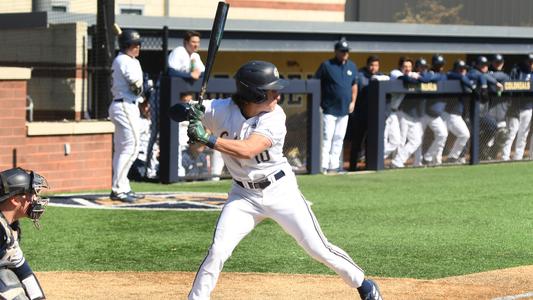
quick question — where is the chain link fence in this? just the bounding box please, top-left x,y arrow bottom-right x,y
376,87 -> 533,170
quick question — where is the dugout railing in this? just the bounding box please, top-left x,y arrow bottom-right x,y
366,79 -> 533,171
159,76 -> 322,183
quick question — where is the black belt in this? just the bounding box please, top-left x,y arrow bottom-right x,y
234,170 -> 285,190
114,98 -> 136,104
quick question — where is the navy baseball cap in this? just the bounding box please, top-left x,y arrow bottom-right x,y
334,40 -> 350,52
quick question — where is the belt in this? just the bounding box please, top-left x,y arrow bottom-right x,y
234,170 -> 285,190
114,98 -> 136,104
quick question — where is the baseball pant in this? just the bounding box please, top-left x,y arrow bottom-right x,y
109,101 -> 141,194
441,112 -> 470,160
501,108 -> 532,160
420,114 -> 448,165
321,113 -> 349,170
188,172 -> 365,300
384,112 -> 401,159
391,111 -> 423,168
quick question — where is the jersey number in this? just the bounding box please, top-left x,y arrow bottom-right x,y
254,150 -> 271,164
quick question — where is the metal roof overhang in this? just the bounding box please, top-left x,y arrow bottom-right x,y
46,12 -> 533,54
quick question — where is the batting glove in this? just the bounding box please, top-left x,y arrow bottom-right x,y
187,103 -> 205,121
129,80 -> 143,96
187,119 -> 217,148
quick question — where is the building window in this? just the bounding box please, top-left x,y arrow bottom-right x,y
119,4 -> 144,15
120,8 -> 142,15
51,5 -> 67,12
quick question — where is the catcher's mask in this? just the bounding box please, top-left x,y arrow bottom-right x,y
0,168 -> 49,228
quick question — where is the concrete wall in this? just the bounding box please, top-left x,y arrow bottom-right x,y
0,22 -> 88,120
0,67 -> 112,193
0,0 -> 31,13
0,0 -> 345,22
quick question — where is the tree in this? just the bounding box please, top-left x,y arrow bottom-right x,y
394,0 -> 471,25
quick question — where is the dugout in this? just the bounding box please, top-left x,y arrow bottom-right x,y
3,12 -> 533,187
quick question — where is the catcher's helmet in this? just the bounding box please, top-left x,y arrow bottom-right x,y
453,59 -> 467,70
476,56 -> 489,67
432,54 -> 445,67
234,61 -> 289,103
118,30 -> 141,50
415,58 -> 428,70
0,168 -> 49,202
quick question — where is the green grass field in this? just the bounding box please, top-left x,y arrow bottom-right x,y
22,162 -> 533,279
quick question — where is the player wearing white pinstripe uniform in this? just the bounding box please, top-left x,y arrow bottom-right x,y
175,61 -> 383,300
108,30 -> 145,203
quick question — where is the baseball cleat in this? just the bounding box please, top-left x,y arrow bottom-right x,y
360,279 -> 383,300
110,191 -> 138,203
127,190 -> 145,199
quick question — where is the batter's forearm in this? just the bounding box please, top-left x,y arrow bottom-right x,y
213,138 -> 268,159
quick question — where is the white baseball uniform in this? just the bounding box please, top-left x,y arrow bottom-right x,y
108,52 -> 144,194
168,46 -> 205,74
502,108 -> 532,160
384,71 -> 405,159
441,111 -> 470,161
188,98 -> 365,300
178,120 -> 190,177
419,113 -> 448,164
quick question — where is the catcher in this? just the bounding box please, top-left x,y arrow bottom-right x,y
0,167 -> 49,300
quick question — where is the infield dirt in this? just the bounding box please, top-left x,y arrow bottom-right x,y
36,265 -> 532,299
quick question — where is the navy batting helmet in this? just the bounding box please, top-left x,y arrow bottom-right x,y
453,59 -> 467,70
415,58 -> 428,70
492,54 -> 504,63
234,61 -> 289,103
432,54 -> 445,67
476,56 -> 489,67
118,30 -> 141,50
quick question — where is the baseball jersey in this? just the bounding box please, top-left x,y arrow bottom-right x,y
0,217 -> 25,270
201,98 -> 289,182
168,46 -> 205,73
315,58 -> 357,116
111,52 -> 144,103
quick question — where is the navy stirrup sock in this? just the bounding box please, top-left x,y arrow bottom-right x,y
357,279 -> 373,298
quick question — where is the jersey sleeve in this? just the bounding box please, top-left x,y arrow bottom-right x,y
168,47 -> 187,71
120,57 -> 142,85
192,53 -> 206,73
201,99 -> 216,133
252,108 -> 287,146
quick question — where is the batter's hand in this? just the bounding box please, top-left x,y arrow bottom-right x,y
130,80 -> 143,96
187,103 -> 205,121
188,119 -> 215,148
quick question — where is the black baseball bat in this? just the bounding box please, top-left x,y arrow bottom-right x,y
198,1 -> 230,105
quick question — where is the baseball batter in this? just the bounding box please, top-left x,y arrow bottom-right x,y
173,61 -> 382,300
108,30 -> 145,203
